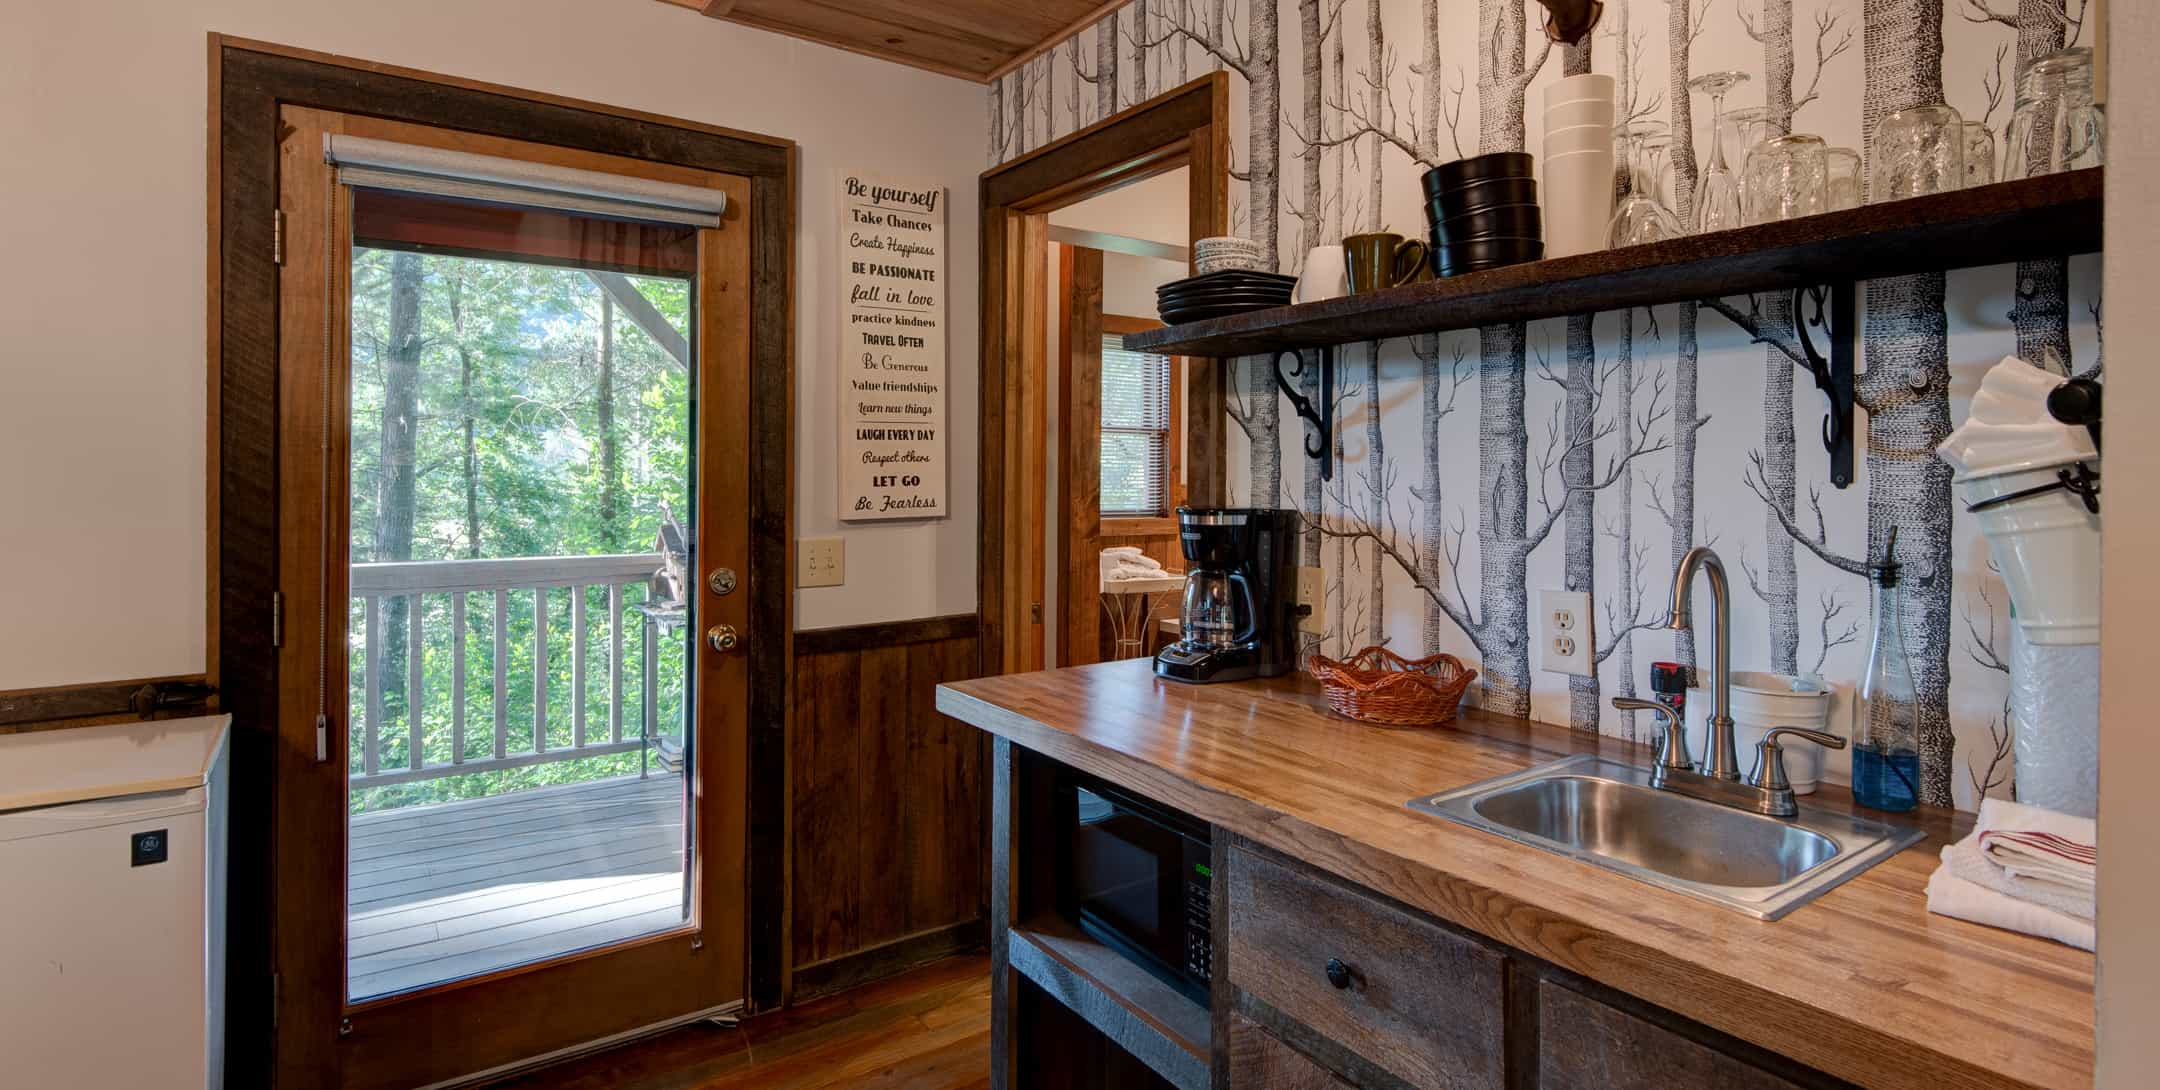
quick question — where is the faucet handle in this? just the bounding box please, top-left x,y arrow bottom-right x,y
1612,697 -> 1693,772
1750,727 -> 1847,792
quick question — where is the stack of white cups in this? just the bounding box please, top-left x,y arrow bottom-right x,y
1542,74 -> 1616,258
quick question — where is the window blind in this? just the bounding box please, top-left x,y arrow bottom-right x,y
324,134 -> 729,228
1100,336 -> 1173,517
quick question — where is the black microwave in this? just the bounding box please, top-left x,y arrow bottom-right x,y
1055,773 -> 1213,1005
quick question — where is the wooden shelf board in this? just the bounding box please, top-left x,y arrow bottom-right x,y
1126,169 -> 2103,358
1007,914 -> 1211,1090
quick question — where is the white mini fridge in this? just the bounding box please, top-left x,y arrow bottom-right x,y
0,714 -> 230,1089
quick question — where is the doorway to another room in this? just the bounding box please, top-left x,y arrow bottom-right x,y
979,75 -> 1231,678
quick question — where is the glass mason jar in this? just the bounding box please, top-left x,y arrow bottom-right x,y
2005,47 -> 2105,179
1824,146 -> 1863,211
1743,134 -> 1828,224
1869,103 -> 1965,202
1963,121 -> 1998,187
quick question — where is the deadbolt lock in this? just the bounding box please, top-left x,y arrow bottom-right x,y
707,624 -> 742,654
708,567 -> 738,596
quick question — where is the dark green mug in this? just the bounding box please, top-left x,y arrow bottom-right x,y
1342,232 -> 1430,293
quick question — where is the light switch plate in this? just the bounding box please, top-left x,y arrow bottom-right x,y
1297,566 -> 1325,635
799,538 -> 844,588
1538,589 -> 1594,675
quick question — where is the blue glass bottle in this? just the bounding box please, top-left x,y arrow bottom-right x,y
1852,529 -> 1920,812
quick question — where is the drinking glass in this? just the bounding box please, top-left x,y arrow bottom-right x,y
1645,132 -> 1680,210
1690,70 -> 1751,232
1609,122 -> 1683,246
1869,103 -> 1964,202
1743,133 -> 1827,224
1722,106 -> 1776,163
2004,47 -> 2105,179
1825,147 -> 1862,211
1963,121 -> 1998,187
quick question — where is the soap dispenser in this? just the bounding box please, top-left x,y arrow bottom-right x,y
1852,528 -> 1921,812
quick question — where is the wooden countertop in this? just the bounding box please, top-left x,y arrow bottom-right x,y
937,661 -> 2094,1090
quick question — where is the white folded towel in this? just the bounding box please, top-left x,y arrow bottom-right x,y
1099,548 -> 1165,579
1926,848 -> 2094,951
1975,797 -> 2096,903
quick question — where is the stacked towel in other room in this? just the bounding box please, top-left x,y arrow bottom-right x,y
1101,547 -> 1168,582
1925,797 -> 2096,950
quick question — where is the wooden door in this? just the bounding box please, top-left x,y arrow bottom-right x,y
1056,246 -> 1185,665
272,106 -> 752,1089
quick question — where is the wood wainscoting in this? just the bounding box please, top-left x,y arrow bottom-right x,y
789,614 -> 987,1000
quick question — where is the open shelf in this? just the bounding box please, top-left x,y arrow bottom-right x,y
1007,914 -> 1211,1090
1124,169 -> 2103,358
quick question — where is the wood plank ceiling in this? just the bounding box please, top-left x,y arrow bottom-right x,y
657,0 -> 1119,82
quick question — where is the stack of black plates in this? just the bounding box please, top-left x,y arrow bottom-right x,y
1423,153 -> 1545,276
1158,269 -> 1298,324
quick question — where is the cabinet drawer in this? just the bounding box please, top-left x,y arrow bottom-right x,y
1226,1011 -> 1353,1090
1537,977 -> 1813,1090
1226,845 -> 1505,1090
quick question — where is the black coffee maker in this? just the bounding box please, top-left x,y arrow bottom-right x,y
1155,507 -> 1304,684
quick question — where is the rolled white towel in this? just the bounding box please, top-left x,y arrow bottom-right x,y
1103,561 -> 1169,581
1927,848 -> 2093,951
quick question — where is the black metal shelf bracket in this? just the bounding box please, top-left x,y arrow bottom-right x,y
1793,281 -> 1858,489
1272,346 -> 1335,481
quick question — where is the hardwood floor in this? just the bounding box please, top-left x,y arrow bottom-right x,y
484,954 -> 991,1090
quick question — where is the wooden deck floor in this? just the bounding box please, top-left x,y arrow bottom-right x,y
348,774 -> 687,999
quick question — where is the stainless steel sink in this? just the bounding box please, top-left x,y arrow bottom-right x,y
1408,755 -> 1927,919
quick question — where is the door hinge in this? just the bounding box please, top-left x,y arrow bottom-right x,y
272,208 -> 286,266
271,590 -> 284,647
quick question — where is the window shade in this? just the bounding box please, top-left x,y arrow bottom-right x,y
1100,336 -> 1173,517
324,134 -> 728,228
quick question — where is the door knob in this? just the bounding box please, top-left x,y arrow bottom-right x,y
706,624 -> 741,654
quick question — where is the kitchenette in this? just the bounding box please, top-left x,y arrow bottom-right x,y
937,658 -> 2092,1090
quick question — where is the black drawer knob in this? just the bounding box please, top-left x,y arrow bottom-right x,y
1324,958 -> 1352,990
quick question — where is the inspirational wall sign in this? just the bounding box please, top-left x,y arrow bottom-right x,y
837,172 -> 947,521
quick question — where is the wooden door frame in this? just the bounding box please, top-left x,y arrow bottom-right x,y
977,73 -> 1230,679
208,36 -> 795,1088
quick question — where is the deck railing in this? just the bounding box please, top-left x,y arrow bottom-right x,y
348,553 -> 677,787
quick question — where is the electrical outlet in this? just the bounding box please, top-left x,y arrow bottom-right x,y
1538,589 -> 1594,675
1296,566 -> 1325,635
799,538 -> 844,588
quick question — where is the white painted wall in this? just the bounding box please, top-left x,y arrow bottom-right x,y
2098,1 -> 2155,1080
0,0 -> 984,687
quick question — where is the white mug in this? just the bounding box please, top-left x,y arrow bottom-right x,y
1293,244 -> 1347,303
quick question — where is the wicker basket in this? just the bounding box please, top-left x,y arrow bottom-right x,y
1306,647 -> 1478,726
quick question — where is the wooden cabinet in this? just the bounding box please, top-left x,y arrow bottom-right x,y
1226,845 -> 1505,1090
1536,978 -> 1818,1090
1224,1012 -> 1352,1090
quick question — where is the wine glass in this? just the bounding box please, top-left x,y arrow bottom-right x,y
1609,121 -> 1683,247
1690,71 -> 1751,232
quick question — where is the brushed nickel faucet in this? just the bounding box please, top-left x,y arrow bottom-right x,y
1609,546 -> 1845,820
1669,546 -> 1741,782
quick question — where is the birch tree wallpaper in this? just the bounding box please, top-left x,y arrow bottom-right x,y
987,0 -> 2102,811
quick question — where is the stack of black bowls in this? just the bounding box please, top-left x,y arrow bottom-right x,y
1423,152 -> 1545,276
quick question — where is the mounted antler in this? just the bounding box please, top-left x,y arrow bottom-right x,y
1536,0 -> 1604,45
